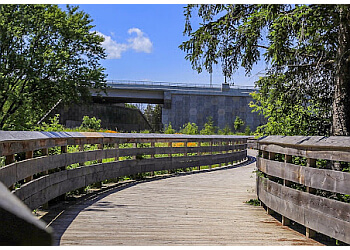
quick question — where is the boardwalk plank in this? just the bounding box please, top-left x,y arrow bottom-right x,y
46,150 -> 322,246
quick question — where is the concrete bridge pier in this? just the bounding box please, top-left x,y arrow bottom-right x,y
161,86 -> 265,131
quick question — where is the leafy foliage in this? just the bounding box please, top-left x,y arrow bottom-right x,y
125,103 -> 138,109
180,4 -> 350,136
180,122 -> 199,135
0,4 -> 107,130
200,116 -> 216,135
244,126 -> 252,135
34,114 -> 65,132
234,116 -> 244,132
164,123 -> 176,134
80,116 -> 101,131
218,124 -> 233,135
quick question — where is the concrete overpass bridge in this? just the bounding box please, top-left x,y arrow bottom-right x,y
93,80 -> 255,104
90,80 -> 264,131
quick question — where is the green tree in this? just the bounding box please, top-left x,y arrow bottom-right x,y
234,116 -> 244,132
200,116 -> 216,135
180,4 -> 350,136
125,103 -> 138,109
0,4 -> 107,130
180,122 -> 199,135
144,104 -> 163,132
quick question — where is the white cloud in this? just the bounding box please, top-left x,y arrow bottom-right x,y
96,31 -> 128,59
97,28 -> 153,59
127,28 -> 153,53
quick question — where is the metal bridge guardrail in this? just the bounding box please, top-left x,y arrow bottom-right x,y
106,79 -> 257,90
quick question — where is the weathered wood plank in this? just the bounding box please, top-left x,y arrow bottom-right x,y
258,157 -> 350,195
258,176 -> 350,244
0,163 -> 17,188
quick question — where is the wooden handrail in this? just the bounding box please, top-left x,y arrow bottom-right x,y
257,135 -> 350,244
0,131 -> 249,245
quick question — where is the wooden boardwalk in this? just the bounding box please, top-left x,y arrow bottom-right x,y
44,150 -> 322,246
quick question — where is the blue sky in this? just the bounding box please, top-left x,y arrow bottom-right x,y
74,4 -> 265,87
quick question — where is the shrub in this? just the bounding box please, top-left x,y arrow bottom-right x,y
200,116 -> 216,135
234,116 -> 244,131
164,123 -> 175,134
180,122 -> 199,135
80,116 -> 101,131
34,114 -> 65,131
244,126 -> 251,135
218,124 -> 233,135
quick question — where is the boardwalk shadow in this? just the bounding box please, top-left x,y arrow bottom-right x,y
41,155 -> 256,245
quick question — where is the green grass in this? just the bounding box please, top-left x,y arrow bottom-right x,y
245,199 -> 261,206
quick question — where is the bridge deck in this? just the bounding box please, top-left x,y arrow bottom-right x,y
44,150 -> 322,246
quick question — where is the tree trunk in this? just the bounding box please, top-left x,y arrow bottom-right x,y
333,6 -> 350,136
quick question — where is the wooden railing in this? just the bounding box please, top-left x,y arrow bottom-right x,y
257,136 -> 350,245
0,131 -> 248,245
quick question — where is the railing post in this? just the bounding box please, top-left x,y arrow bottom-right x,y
284,154 -> 292,187
97,144 -> 103,164
168,141 -> 172,174
25,151 -> 34,183
209,140 -> 213,169
5,154 -> 15,190
132,142 -> 137,179
42,147 -> 50,209
79,145 -> 84,166
306,158 -> 317,194
150,141 -> 155,176
197,141 -> 201,170
264,151 -> 276,215
115,142 -> 120,162
262,150 -> 269,159
238,140 -> 242,162
281,153 -> 292,226
93,143 -> 104,188
60,146 -> 67,171
305,157 -> 317,238
182,141 -> 187,172
41,148 -> 49,175
221,140 -> 226,166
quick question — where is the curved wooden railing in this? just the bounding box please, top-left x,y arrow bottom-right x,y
0,131 -> 248,245
257,136 -> 350,245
